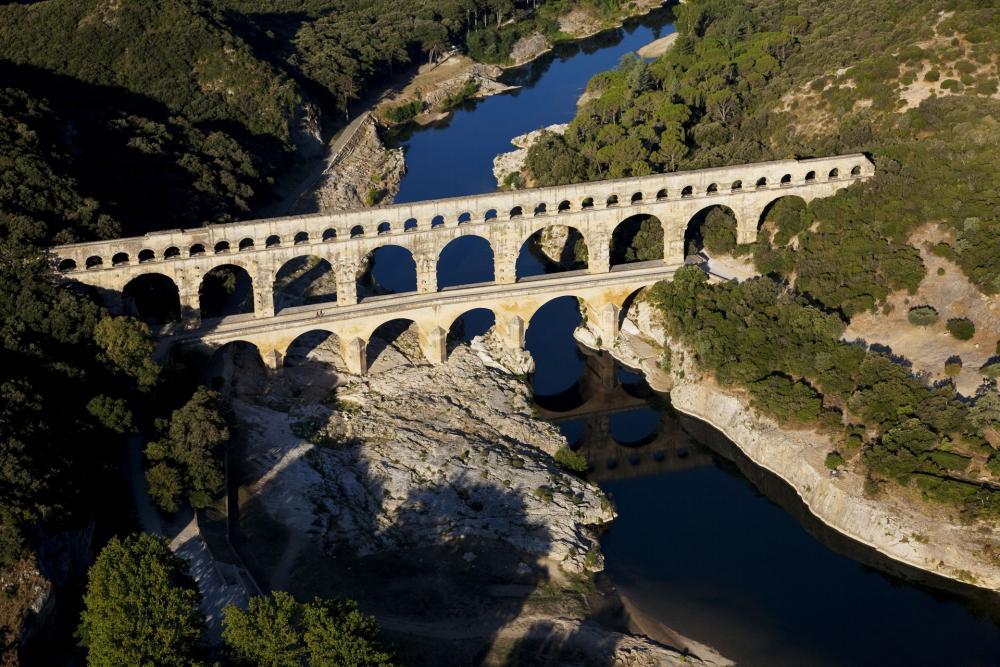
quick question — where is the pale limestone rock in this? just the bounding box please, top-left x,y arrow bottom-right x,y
238,341 -> 614,574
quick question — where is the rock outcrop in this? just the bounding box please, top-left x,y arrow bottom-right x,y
493,123 -> 567,187
509,33 -> 551,66
313,118 -> 405,212
238,328 -> 613,573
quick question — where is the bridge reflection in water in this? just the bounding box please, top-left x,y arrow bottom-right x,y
533,348 -> 713,483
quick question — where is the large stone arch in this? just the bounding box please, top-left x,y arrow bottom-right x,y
199,264 -> 254,319
122,273 -> 181,325
436,235 -> 495,290
524,294 -> 588,402
515,224 -> 588,280
757,194 -> 810,232
282,329 -> 344,370
365,318 -> 430,372
358,244 -> 417,299
205,340 -> 267,393
445,307 -> 497,356
609,214 -> 664,268
273,254 -> 337,314
684,204 -> 739,256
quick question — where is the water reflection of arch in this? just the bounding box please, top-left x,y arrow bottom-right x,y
572,408 -> 714,483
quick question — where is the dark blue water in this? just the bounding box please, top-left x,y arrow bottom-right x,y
370,6 -> 1000,663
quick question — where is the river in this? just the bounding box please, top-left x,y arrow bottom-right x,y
377,5 -> 1000,664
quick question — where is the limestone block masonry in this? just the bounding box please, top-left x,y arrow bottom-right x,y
50,155 -> 873,372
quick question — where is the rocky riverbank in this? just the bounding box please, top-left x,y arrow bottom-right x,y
227,327 -> 725,665
580,296 -> 1000,592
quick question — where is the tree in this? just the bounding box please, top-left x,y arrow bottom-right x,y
145,388 -> 229,512
223,591 -> 395,667
77,533 -> 204,666
94,316 -> 160,388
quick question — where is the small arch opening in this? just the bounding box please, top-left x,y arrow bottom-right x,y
851,165 -> 862,177
238,238 -> 254,251
266,235 -> 282,247
321,229 -> 336,242
731,180 -> 743,192
630,192 -> 643,205
138,249 -> 155,263
828,168 -> 840,180
190,244 -> 206,256
377,222 -> 391,235
780,174 -> 792,186
404,218 -> 418,232
534,203 -> 547,216
457,212 -> 472,224
58,258 -> 77,272
681,186 -> 693,198
805,170 -> 816,183
350,225 -> 365,238
484,209 -> 498,221
707,183 -> 719,195
510,206 -> 523,219
581,197 -> 594,209
431,215 -> 445,228
655,188 -> 667,201
112,252 -> 130,266
558,200 -> 571,213
293,231 -> 309,245
755,177 -> 768,189
606,194 -> 619,207
86,256 -> 103,269
164,247 -> 181,259
214,241 -> 230,254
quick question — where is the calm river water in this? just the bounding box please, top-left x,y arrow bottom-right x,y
384,5 -> 1000,664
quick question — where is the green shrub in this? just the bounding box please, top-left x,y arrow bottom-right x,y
941,78 -> 962,91
381,100 -> 422,124
554,446 -> 588,473
981,358 -> 1000,379
944,356 -> 962,377
825,451 -> 845,469
946,317 -> 975,340
924,69 -> 940,82
907,305 -> 939,326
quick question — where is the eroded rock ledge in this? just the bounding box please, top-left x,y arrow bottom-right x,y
583,298 -> 1000,592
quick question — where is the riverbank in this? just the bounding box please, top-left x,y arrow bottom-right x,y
580,299 -> 1000,593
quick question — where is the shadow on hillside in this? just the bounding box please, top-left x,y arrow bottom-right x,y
1,60 -> 285,239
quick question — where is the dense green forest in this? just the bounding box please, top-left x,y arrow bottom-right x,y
525,0 -> 1000,516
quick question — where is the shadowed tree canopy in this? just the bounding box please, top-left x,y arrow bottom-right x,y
223,590 -> 395,667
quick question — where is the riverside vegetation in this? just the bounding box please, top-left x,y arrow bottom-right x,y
523,0 -> 1000,519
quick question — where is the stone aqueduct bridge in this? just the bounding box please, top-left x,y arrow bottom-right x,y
51,154 -> 873,372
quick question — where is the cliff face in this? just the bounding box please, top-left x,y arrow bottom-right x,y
592,298 -> 1000,592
